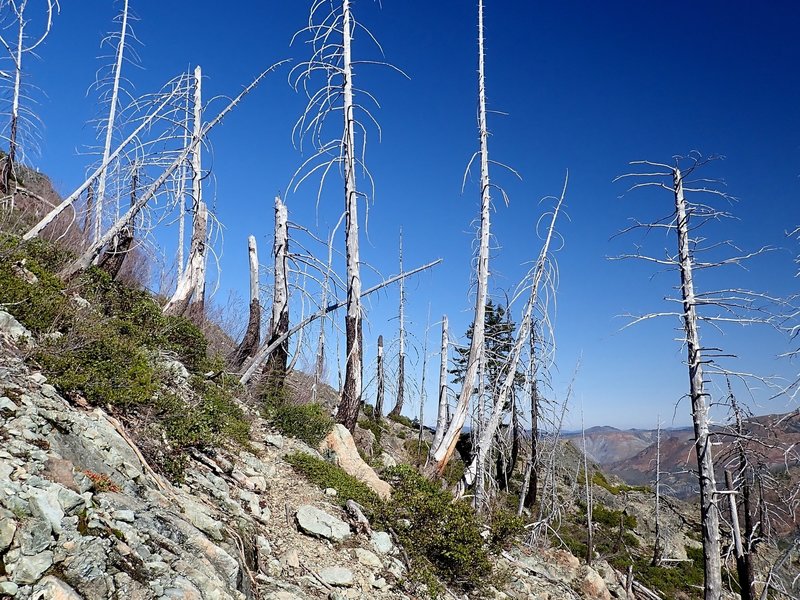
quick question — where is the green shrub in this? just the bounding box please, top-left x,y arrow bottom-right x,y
591,470 -> 650,495
377,465 -> 493,593
284,452 -> 379,508
265,400 -> 333,447
388,412 -> 415,429
611,546 -> 704,599
488,510 -> 525,551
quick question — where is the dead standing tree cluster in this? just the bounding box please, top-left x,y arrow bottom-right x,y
613,153 -> 794,600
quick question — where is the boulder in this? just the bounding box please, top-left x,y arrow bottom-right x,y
318,424 -> 391,499
31,576 -> 83,600
0,311 -> 31,342
319,566 -> 354,587
295,505 -> 351,542
580,566 -> 612,600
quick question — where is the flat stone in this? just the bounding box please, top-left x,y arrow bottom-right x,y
324,488 -> 338,497
280,548 -> 300,569
112,509 -> 135,523
29,487 -> 65,534
0,396 -> 18,417
354,548 -> 382,568
0,515 -> 17,552
295,505 -> 351,542
0,581 -> 18,596
265,434 -> 284,449
370,531 -> 393,554
19,517 -> 52,555
31,575 -> 83,599
318,566 -> 354,587
57,487 -> 85,515
13,550 -> 54,584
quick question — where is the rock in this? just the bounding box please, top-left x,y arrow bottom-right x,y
280,548 -> 300,569
324,487 -> 338,497
0,396 -> 18,417
370,531 -> 393,555
177,496 -> 223,541
353,425 -> 377,458
318,425 -> 391,499
580,567 -> 611,600
56,487 -> 85,515
265,434 -> 284,449
319,566 -> 354,587
29,487 -> 65,534
0,514 -> 17,552
354,548 -> 382,568
295,505 -> 351,542
112,509 -> 135,523
0,311 -> 31,342
380,453 -> 397,468
31,576 -> 83,600
13,550 -> 54,584
40,458 -> 80,493
0,581 -> 19,596
369,574 -> 388,590
19,517 -> 52,555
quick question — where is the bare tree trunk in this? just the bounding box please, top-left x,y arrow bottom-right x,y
176,83 -> 191,280
427,0 -> 492,475
374,334 -> 384,420
418,310 -> 430,449
431,315 -> 450,450
94,0 -> 129,243
2,9 -> 24,195
390,229 -> 406,418
474,352 -> 487,508
673,166 -> 722,600
725,470 -> 751,600
337,0 -> 364,433
525,365 -> 540,508
230,235 -> 261,370
582,412 -> 594,566
264,195 -> 290,394
83,184 -> 94,247
312,238 -> 333,404
164,66 -> 207,320
652,417 -> 664,566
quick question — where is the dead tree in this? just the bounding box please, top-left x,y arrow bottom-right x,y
58,66 -> 281,278
652,417 -> 664,567
0,0 -> 58,194
458,179 -> 566,509
263,195 -> 290,395
164,66 -> 207,320
96,164 -> 137,278
427,0 -> 493,476
374,334 -> 384,420
582,411 -> 594,565
389,228 -> 407,418
613,154 -> 788,600
92,0 -> 132,242
229,235 -> 261,370
430,315 -> 450,451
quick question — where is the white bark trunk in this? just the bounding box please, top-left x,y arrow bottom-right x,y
674,166 -> 722,599
431,315 -> 450,450
264,195 -> 290,386
390,229 -> 406,417
230,235 -> 261,369
428,0 -> 492,475
652,417 -> 663,566
176,84 -> 191,279
93,0 -> 129,242
164,66 -> 207,319
338,0 -> 364,432
374,334 -> 384,420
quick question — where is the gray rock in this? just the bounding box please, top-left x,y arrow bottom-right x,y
0,311 -> 31,342
265,434 -> 284,449
0,396 -> 19,417
370,530 -> 393,554
112,509 -> 135,523
13,550 -> 54,584
0,581 -> 18,596
295,505 -> 351,542
28,487 -> 65,534
0,514 -> 17,552
31,576 -> 83,600
177,496 -> 223,541
318,566 -> 354,587
354,548 -> 382,568
324,488 -> 338,497
19,517 -> 51,555
57,487 -> 85,515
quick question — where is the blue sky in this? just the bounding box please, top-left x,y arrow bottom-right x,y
17,1 -> 800,429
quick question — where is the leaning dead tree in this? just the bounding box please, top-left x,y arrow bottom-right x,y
457,179 -> 565,510
56,65 -> 283,278
164,66 -> 207,320
613,153 -> 789,600
229,235 -> 261,369
0,0 -> 58,194
426,0 -> 494,475
290,0 -> 403,431
389,228 -> 407,418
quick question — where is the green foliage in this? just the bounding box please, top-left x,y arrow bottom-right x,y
377,465 -> 493,593
588,502 -> 637,530
403,438 -> 465,487
265,399 -> 333,448
388,412 -> 415,429
284,452 -> 379,508
591,470 -> 650,495
488,510 -> 525,551
611,546 -> 704,599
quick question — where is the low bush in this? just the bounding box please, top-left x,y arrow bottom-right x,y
265,400 -> 333,447
284,452 -> 379,508
388,412 -> 415,429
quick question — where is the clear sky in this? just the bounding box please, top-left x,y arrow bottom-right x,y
17,1 -> 800,430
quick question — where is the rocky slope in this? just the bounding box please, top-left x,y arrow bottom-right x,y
0,315 -> 628,600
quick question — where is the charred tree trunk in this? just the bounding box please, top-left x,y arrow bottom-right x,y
230,235 -> 261,370
374,335 -> 385,420
264,196 -> 289,397
336,0 -> 364,433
